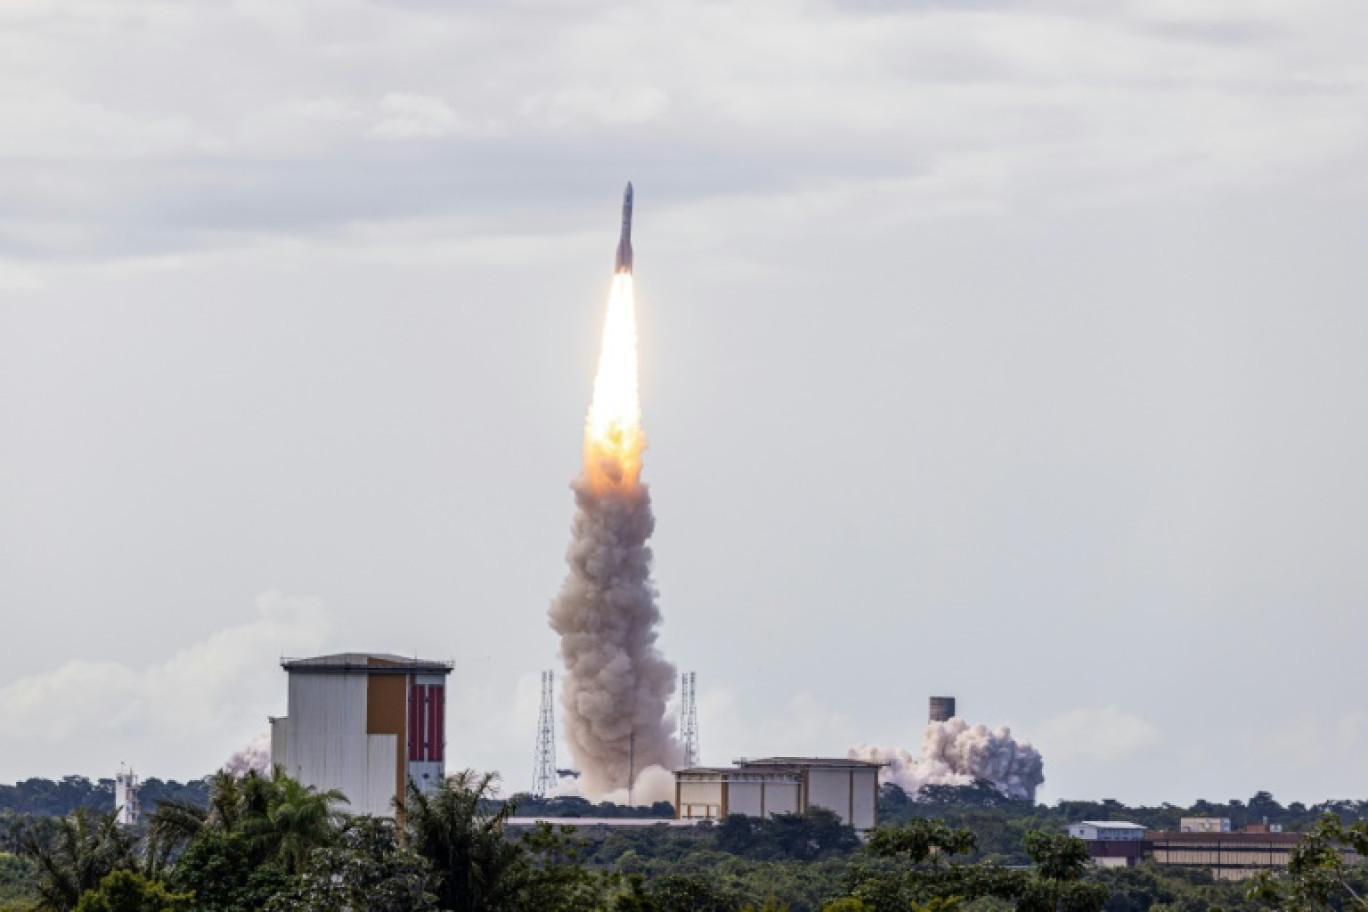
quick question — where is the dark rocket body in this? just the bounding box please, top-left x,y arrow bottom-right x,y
615,182 -> 634,274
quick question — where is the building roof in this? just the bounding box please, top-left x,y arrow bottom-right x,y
677,766 -> 803,780
281,653 -> 453,675
1075,821 -> 1147,830
506,817 -> 699,828
1149,831 -> 1300,845
737,757 -> 884,769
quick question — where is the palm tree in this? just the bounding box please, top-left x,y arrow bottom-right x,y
143,798 -> 208,878
400,771 -> 527,912
146,766 -> 346,875
253,775 -> 349,874
20,807 -> 135,912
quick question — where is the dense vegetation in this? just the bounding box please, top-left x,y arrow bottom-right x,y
1,772 -> 1364,912
0,780 -> 208,819
876,782 -> 1368,865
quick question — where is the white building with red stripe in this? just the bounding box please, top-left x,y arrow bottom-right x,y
270,653 -> 453,817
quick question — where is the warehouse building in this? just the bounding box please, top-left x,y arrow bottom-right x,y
1148,828 -> 1300,881
1067,818 -> 1307,880
675,757 -> 881,830
270,653 -> 453,817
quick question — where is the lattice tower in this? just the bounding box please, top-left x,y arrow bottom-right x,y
680,671 -> 700,768
532,670 -> 558,797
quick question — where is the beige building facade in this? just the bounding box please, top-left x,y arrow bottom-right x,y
675,757 -> 880,830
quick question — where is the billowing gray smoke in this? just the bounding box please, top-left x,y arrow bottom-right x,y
547,272 -> 682,803
850,717 -> 1045,801
548,477 -> 683,800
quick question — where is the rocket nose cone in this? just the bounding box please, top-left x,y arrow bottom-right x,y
624,181 -> 633,200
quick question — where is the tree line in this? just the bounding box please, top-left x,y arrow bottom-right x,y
2,771 -> 1365,912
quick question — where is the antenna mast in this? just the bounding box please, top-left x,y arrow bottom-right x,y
628,731 -> 636,805
532,670 -> 558,797
680,671 -> 700,768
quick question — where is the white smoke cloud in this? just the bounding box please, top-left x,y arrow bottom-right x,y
551,763 -> 674,807
223,730 -> 272,776
850,717 -> 1045,801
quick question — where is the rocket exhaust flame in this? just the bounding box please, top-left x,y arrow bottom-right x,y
584,273 -> 643,488
549,187 -> 683,802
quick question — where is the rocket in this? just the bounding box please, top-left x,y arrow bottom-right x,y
614,182 -> 634,274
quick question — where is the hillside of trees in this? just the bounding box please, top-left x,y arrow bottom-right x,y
0,779 -> 208,819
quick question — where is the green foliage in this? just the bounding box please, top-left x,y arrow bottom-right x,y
15,768 -> 1365,912
877,789 -> 1368,867
716,810 -> 862,861
868,819 -> 978,866
18,808 -> 135,912
0,780 -> 207,820
248,774 -> 349,874
507,794 -> 674,820
0,851 -> 39,910
262,816 -> 438,912
158,768 -> 345,912
70,871 -> 191,912
1024,833 -> 1091,883
1018,832 -> 1107,912
165,830 -> 290,912
402,770 -> 531,912
1247,814 -> 1368,912
820,899 -> 875,912
641,873 -> 746,912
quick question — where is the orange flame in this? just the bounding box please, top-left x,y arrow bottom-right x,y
584,273 -> 643,489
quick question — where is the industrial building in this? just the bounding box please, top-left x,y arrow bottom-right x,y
1067,818 -> 1305,880
674,757 -> 881,830
1148,828 -> 1300,881
270,653 -> 453,817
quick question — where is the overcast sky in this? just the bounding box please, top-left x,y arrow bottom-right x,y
1,0 -> 1365,806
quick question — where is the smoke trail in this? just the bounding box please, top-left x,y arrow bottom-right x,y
549,273 -> 683,800
850,717 -> 1045,801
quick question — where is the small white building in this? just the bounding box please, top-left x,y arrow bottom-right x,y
270,653 -> 453,817
675,757 -> 881,831
1068,821 -> 1147,841
1067,820 -> 1147,868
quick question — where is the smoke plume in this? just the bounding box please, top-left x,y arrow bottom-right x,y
549,274 -> 684,800
223,730 -> 271,776
850,717 -> 1045,801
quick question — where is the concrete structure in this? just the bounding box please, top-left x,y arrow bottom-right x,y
1149,829 -> 1301,881
114,767 -> 140,826
270,653 -> 453,817
675,757 -> 881,830
929,696 -> 957,723
1181,817 -> 1233,833
1067,821 -> 1147,867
